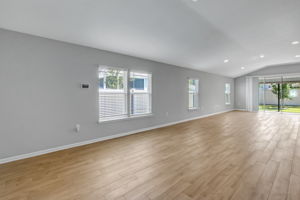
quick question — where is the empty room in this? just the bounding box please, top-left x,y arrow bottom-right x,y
1,0 -> 300,200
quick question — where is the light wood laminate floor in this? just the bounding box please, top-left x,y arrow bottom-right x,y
1,111 -> 300,200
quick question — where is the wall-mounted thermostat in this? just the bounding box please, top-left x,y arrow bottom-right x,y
81,83 -> 90,89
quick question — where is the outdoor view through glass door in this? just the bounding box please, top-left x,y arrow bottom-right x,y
259,75 -> 300,113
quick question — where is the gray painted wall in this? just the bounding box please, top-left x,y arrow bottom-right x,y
234,77 -> 246,110
0,29 -> 234,159
234,63 -> 300,110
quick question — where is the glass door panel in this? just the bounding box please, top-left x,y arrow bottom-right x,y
259,77 -> 282,112
281,76 -> 300,113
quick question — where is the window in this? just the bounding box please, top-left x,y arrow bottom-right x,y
130,72 -> 152,115
99,68 -> 128,121
225,83 -> 231,105
99,67 -> 152,122
188,79 -> 199,109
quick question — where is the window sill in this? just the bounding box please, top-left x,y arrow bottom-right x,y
98,113 -> 153,124
188,107 -> 200,111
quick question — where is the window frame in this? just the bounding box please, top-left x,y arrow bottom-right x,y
188,78 -> 200,110
225,83 -> 231,105
129,71 -> 152,116
98,66 -> 152,123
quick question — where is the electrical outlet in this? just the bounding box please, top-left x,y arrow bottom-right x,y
75,124 -> 80,133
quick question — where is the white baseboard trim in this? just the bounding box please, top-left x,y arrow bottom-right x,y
0,109 -> 233,164
234,109 -> 247,111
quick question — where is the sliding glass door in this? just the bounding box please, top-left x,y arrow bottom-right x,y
259,75 -> 300,113
281,76 -> 300,113
259,77 -> 282,112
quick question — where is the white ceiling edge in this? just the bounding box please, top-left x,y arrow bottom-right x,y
241,61 -> 300,77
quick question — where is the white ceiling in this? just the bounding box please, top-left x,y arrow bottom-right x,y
0,0 -> 300,77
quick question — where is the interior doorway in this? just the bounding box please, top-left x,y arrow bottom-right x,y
259,75 -> 300,113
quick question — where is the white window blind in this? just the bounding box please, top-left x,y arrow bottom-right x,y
99,67 -> 152,122
99,68 -> 128,122
225,83 -> 231,105
130,72 -> 152,115
188,79 -> 199,109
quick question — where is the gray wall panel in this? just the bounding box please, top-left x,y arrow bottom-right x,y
0,29 -> 234,159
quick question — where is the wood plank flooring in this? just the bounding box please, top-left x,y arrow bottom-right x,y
1,111 -> 300,200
